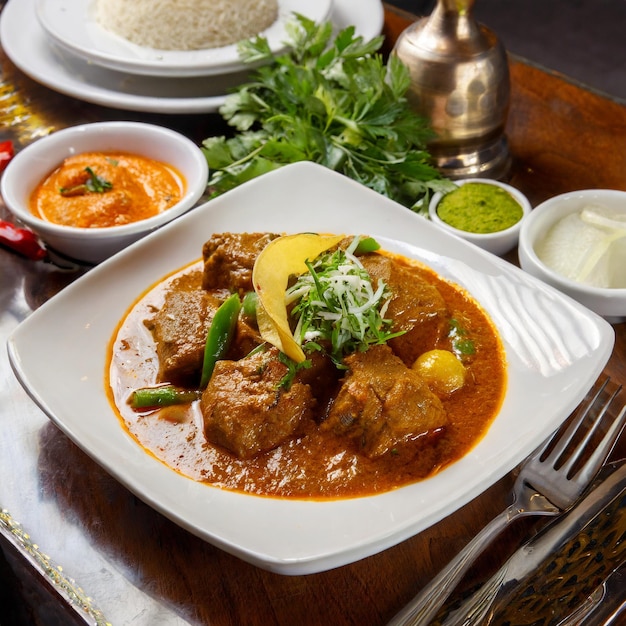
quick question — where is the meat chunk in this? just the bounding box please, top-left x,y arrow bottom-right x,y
201,347 -> 316,459
361,254 -> 449,366
293,350 -> 342,418
231,317 -> 263,361
145,266 -> 264,385
144,272 -> 220,385
202,232 -> 278,295
323,344 -> 447,458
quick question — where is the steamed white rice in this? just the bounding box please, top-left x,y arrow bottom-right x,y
95,0 -> 280,51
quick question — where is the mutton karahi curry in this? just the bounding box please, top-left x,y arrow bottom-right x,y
108,232 -> 506,499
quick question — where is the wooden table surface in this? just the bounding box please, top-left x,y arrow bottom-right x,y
1,4 -> 625,625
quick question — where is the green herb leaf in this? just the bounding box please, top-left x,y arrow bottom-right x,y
277,351 -> 312,390
59,166 -> 113,197
449,318 -> 476,357
202,15 -> 453,211
84,167 -> 113,193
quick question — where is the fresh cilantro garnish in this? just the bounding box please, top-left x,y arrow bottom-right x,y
286,237 -> 402,364
202,15 -> 454,212
277,351 -> 312,390
60,166 -> 113,197
84,167 -> 113,193
449,318 -> 476,357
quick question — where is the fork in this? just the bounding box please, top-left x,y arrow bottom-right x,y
388,378 -> 626,626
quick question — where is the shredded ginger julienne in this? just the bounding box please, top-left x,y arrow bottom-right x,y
286,241 -> 394,360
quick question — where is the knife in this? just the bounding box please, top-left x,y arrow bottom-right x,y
556,560 -> 626,626
440,462 -> 626,626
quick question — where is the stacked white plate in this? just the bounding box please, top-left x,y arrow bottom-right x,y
0,0 -> 384,114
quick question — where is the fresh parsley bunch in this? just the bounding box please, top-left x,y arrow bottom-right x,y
202,15 -> 453,211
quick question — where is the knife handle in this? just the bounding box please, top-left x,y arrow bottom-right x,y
558,563 -> 626,626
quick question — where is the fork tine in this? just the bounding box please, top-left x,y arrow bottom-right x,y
559,383 -> 623,476
541,378 -> 610,465
575,400 -> 626,485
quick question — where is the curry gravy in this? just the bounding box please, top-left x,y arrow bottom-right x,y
30,151 -> 184,228
108,252 -> 506,499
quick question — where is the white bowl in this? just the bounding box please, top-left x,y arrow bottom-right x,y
429,178 -> 531,256
0,121 -> 208,264
519,189 -> 626,323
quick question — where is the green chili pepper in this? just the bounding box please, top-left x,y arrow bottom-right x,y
241,291 -> 258,321
200,293 -> 241,389
128,385 -> 201,409
354,236 -> 380,254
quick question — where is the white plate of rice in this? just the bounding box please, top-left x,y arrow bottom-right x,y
35,0 -> 333,77
2,0 -> 384,114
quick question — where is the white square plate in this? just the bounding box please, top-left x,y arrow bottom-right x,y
8,162 -> 614,574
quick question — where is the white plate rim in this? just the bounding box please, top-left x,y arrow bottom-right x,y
7,162 -> 614,574
35,0 -> 332,77
1,0 -> 384,114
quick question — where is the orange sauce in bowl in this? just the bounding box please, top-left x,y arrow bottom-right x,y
30,151 -> 185,228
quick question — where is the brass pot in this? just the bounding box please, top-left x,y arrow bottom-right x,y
392,0 -> 511,179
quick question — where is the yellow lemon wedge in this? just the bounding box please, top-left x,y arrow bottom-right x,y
252,233 -> 345,362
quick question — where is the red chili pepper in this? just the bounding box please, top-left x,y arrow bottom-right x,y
0,220 -> 47,260
0,140 -> 14,173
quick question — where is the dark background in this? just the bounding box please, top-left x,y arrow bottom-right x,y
388,0 -> 626,101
